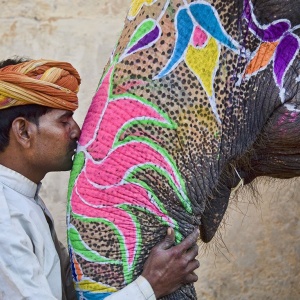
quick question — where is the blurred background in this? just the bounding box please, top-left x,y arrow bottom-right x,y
1,1 -> 299,299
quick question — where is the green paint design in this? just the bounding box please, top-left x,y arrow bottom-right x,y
69,60 -> 192,285
119,204 -> 183,243
110,93 -> 177,147
68,226 -> 121,264
128,19 -> 156,48
116,136 -> 192,214
71,212 -> 142,283
67,151 -> 85,213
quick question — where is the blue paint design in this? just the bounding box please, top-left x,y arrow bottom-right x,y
155,8 -> 193,78
76,291 -> 112,300
69,247 -> 78,282
190,3 -> 237,50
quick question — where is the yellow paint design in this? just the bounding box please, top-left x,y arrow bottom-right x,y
185,37 -> 219,97
128,0 -> 156,19
78,280 -> 117,293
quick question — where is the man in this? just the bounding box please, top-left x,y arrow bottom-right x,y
0,57 -> 200,299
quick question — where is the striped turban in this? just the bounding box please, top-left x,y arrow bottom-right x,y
0,59 -> 81,111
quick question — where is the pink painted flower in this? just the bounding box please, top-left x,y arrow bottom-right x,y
69,64 -> 190,282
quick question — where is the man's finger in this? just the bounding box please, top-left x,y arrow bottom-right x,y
157,227 -> 175,250
186,259 -> 200,273
176,228 -> 199,252
184,271 -> 199,284
185,244 -> 199,261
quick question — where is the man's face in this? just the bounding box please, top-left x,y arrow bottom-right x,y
31,109 -> 80,173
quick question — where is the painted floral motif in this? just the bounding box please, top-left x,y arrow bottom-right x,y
68,62 -> 191,296
121,1 -> 170,61
68,0 -> 300,298
120,18 -> 162,60
154,1 -> 239,124
243,0 -> 300,101
127,0 -> 158,20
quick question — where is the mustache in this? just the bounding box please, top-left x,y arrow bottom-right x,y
68,141 -> 78,152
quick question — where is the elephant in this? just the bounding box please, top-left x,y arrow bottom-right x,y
67,0 -> 300,299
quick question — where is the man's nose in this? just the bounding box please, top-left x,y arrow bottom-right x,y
70,120 -> 81,140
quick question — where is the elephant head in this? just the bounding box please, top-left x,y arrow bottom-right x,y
67,0 -> 300,299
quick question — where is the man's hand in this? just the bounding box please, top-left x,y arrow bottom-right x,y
141,228 -> 200,299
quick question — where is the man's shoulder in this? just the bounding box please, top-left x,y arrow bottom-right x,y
0,183 -> 42,230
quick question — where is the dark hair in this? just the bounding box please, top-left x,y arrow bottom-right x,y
0,57 -> 51,152
0,56 -> 30,69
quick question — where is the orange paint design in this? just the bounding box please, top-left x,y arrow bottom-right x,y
245,41 -> 279,76
73,252 -> 83,281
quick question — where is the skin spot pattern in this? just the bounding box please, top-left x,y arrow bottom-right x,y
68,0 -> 300,298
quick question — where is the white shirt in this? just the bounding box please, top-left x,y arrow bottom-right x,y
0,164 -> 61,299
0,165 -> 155,300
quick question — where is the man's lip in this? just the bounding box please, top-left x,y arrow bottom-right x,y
69,142 -> 78,153
69,147 -> 77,154
69,148 -> 77,160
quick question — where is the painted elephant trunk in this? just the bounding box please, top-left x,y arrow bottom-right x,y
67,0 -> 300,298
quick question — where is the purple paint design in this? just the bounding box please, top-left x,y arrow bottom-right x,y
277,111 -> 300,127
247,19 -> 290,42
127,25 -> 160,54
274,33 -> 300,87
243,0 -> 290,42
289,111 -> 299,123
277,115 -> 286,126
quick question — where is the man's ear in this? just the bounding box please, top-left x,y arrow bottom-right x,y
11,117 -> 37,149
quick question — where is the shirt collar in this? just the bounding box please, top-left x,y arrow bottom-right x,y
0,164 -> 39,198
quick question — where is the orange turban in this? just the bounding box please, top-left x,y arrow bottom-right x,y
0,59 -> 81,111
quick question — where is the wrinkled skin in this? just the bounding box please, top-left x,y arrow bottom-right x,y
67,0 -> 300,299
202,61 -> 300,242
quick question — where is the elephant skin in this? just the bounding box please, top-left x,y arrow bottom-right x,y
67,0 -> 300,299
